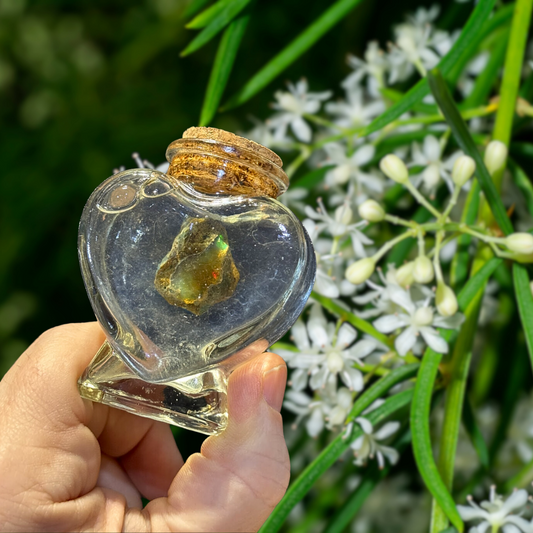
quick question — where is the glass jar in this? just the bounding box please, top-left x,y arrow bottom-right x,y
78,127 -> 316,435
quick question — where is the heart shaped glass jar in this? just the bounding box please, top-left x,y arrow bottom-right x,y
78,127 -> 316,434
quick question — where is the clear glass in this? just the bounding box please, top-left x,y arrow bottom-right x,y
78,167 -> 316,434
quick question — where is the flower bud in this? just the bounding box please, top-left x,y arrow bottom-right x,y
452,155 -> 476,187
530,280 -> 533,298
412,256 -> 434,284
345,257 -> 375,285
413,306 -> 434,327
396,261 -> 415,287
436,283 -> 458,317
504,232 -> 533,254
335,202 -> 353,226
484,141 -> 508,176
358,200 -> 385,222
380,154 -> 409,184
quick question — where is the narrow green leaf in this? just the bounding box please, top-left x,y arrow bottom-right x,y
222,0 -> 366,110
346,363 -> 419,422
199,14 -> 249,126
311,291 -> 393,347
463,397 -> 490,469
323,430 -> 412,533
493,0 -> 533,148
508,158 -> 533,218
513,263 -> 533,371
463,29 -> 509,108
183,0 -> 212,21
427,69 -> 513,235
412,350 -> 464,532
181,0 -> 252,56
412,256 -> 503,532
357,0 -> 496,138
259,387 -> 414,533
456,257 -> 503,310
187,0 -> 233,28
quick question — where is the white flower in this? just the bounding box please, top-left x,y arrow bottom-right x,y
410,134 -> 461,195
268,79 -> 332,142
325,85 -> 385,129
457,487 -> 533,533
372,285 -> 464,356
279,304 -> 379,391
348,417 -> 400,469
283,381 -> 354,437
457,51 -> 490,97
279,187 -> 309,211
241,117 -> 293,150
342,42 -> 389,97
304,198 -> 373,258
131,152 -> 169,173
321,142 -> 379,193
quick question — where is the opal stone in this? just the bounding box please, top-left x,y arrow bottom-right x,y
154,217 -> 240,315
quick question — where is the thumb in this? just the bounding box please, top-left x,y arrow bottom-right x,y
142,353 -> 290,533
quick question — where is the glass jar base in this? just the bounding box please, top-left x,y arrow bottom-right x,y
78,342 -> 228,435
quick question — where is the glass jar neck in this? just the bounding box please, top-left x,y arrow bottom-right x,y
165,128 -> 288,199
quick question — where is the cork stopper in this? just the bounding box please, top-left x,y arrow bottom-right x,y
165,127 -> 288,198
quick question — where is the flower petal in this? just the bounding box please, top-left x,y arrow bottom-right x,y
355,416 -> 373,434
341,366 -> 364,391
306,407 -> 325,437
290,368 -> 309,391
291,320 -> 310,350
420,327 -> 449,354
395,326 -> 417,356
373,314 -> 405,333
337,323 -> 357,348
374,421 -> 400,440
501,489 -> 529,515
348,338 -> 378,360
352,144 -> 376,166
314,270 -> 340,298
291,116 -> 312,142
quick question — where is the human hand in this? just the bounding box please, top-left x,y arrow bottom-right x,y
0,323 -> 290,532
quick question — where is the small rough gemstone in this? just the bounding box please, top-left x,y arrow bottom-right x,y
154,217 -> 240,315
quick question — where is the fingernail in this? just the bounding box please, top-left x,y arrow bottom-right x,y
262,364 -> 287,412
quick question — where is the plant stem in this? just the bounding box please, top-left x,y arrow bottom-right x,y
492,0 -> 533,190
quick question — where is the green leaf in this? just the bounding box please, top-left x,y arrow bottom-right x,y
456,257 -> 503,310
462,28 -> 509,108
427,68 -> 513,235
183,0 -> 213,21
311,291 -> 393,348
492,0 -> 533,149
181,0 -> 252,56
222,0 -> 365,110
463,397 -> 490,469
323,430 -> 412,533
199,13 -> 249,126
412,256 -> 503,532
508,158 -> 533,218
412,350 -> 463,532
187,0 -> 234,28
513,263 -> 533,371
357,0 -> 497,138
259,387 -> 415,533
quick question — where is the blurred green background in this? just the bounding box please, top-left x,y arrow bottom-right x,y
0,0 -> 464,377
